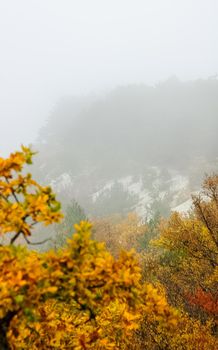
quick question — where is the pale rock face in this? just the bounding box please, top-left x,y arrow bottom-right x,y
92,181 -> 114,202
50,173 -> 74,192
48,167 -> 198,218
172,199 -> 193,213
170,174 -> 189,192
52,168 -> 195,218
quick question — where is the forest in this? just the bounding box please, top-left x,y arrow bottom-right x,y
1,1 -> 217,348
33,78 -> 218,221
0,146 -> 217,349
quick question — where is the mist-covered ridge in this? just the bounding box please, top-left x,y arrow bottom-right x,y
33,77 -> 218,217
36,78 -> 218,176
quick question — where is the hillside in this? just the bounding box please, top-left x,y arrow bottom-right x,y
33,77 -> 218,218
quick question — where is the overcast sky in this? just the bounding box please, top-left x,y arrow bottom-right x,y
0,0 -> 217,155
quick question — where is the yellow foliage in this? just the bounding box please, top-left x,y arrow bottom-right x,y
0,146 -> 62,244
93,213 -> 147,256
0,222 -> 178,349
1,148 -> 217,349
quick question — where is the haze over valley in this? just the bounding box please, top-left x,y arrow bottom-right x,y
31,78 -> 218,219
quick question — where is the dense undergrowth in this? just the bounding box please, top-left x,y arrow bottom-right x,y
0,147 -> 217,349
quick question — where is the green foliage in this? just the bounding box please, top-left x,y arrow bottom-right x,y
91,182 -> 137,217
52,200 -> 87,248
138,212 -> 161,250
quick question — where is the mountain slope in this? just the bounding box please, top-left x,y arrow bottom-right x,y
33,78 -> 218,218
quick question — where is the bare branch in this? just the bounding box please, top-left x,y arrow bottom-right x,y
5,177 -> 19,204
10,231 -> 22,245
23,235 -> 51,246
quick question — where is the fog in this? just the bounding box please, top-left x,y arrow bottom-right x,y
0,0 -> 217,155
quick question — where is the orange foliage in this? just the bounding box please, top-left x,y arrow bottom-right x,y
0,148 -> 217,349
151,174 -> 218,343
188,288 -> 218,316
0,148 -> 178,349
0,146 -> 62,244
93,213 -> 147,256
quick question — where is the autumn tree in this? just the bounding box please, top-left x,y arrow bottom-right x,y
152,174 -> 218,331
1,147 -> 218,349
92,213 -> 147,256
0,147 -> 178,350
0,146 -> 62,246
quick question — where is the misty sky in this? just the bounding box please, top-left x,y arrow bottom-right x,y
0,0 -> 217,156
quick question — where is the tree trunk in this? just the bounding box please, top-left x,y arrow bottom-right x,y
0,312 -> 16,350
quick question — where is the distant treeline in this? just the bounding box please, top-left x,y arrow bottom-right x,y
35,77 -> 218,179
